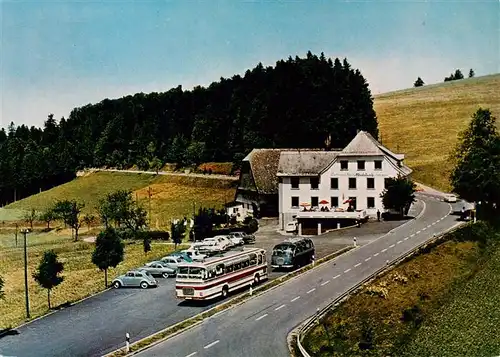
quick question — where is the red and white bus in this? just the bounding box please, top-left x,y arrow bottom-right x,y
175,247 -> 268,300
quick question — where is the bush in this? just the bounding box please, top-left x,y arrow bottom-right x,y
248,219 -> 259,234
146,230 -> 171,241
197,162 -> 233,175
401,304 -> 424,327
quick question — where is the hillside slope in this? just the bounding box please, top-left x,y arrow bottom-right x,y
374,73 -> 500,191
4,172 -> 236,227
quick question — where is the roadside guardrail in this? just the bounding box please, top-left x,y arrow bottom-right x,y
293,222 -> 465,357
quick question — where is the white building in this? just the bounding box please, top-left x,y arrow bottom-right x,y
225,202 -> 254,222
277,131 -> 412,235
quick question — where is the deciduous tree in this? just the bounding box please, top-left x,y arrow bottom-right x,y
92,227 -> 124,288
450,108 -> 500,222
380,176 -> 416,216
23,208 -> 37,230
39,208 -> 56,229
33,250 -> 64,309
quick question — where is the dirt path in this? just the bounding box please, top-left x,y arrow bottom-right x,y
79,168 -> 238,181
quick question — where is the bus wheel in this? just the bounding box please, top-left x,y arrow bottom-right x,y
254,274 -> 260,285
221,286 -> 229,298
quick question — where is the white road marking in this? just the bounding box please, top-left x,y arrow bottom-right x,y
333,274 -> 341,279
307,288 -> 316,294
374,253 -> 379,257
417,230 -> 421,234
410,234 -> 415,237
204,340 -> 220,349
344,268 -> 351,273
275,304 -> 286,311
427,224 -> 431,228
291,296 -> 300,302
422,227 -> 427,231
186,353 -> 197,357
321,280 -> 330,286
381,248 -> 387,253
354,263 -> 361,268
404,237 -> 409,241
365,257 -> 371,262
397,240 -> 402,244
389,244 -> 395,248
255,314 -> 268,321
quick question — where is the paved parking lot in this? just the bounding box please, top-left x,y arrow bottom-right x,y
251,198 -> 424,279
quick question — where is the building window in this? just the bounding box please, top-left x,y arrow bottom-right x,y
340,160 -> 348,170
384,178 -> 391,189
310,177 -> 319,190
291,177 -> 299,189
291,196 -> 299,208
349,197 -> 357,210
349,177 -> 357,189
367,177 -> 375,189
330,178 -> 338,189
367,197 -> 375,209
357,160 -> 365,170
311,197 -> 319,208
331,196 -> 339,208
374,160 -> 382,170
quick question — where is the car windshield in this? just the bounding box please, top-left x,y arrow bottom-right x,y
177,266 -> 206,280
273,245 -> 294,257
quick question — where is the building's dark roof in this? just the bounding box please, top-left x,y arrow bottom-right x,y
244,149 -> 282,194
277,151 -> 340,176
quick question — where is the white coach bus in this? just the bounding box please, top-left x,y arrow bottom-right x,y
175,247 -> 268,300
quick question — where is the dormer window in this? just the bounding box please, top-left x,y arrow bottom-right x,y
340,160 -> 348,170
357,160 -> 365,170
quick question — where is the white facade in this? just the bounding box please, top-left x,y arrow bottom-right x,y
226,203 -> 254,222
276,131 -> 412,230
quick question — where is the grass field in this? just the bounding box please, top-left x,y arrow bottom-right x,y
0,228 -> 184,328
374,73 -> 500,192
303,224 -> 500,356
4,172 -> 237,227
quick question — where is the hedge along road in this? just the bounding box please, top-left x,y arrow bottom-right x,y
135,194 -> 462,357
0,193 -> 456,357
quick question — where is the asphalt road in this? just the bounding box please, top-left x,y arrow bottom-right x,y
137,194 -> 464,357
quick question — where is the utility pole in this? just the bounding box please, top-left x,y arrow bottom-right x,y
22,228 -> 30,318
15,223 -> 18,247
147,186 -> 152,227
192,201 -> 196,242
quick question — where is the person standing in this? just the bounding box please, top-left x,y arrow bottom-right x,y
377,209 -> 381,222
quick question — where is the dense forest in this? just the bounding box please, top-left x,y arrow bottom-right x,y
0,51 -> 378,206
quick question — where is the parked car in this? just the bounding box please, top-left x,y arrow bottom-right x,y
444,194 -> 458,203
158,255 -> 184,269
138,262 -> 176,278
167,251 -> 194,263
181,249 -> 207,262
271,237 -> 315,270
112,270 -> 158,289
203,235 -> 233,251
285,221 -> 298,233
229,231 -> 255,244
228,234 -> 244,246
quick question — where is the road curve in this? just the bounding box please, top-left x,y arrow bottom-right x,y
136,194 -> 462,357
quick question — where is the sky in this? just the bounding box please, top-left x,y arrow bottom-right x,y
1,0 -> 499,129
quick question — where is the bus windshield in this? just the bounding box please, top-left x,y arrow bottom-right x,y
177,266 -> 206,279
272,245 -> 294,257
